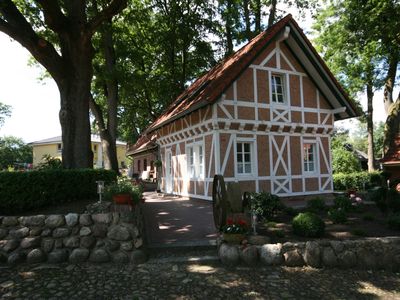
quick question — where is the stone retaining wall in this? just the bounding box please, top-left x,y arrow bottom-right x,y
0,206 -> 146,265
219,237 -> 400,270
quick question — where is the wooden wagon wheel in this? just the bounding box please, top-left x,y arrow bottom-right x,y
212,174 -> 227,231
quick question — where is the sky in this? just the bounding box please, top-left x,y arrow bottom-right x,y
0,13 -> 396,143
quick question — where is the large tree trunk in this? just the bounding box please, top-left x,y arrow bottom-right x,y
383,57 -> 398,115
225,0 -> 234,56
384,92 -> 400,156
366,83 -> 375,172
243,0 -> 251,41
254,0 -> 261,34
268,0 -> 277,27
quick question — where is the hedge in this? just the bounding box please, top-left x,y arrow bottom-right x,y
333,171 -> 383,191
0,169 -> 116,214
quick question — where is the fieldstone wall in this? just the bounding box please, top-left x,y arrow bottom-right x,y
0,207 -> 146,265
219,237 -> 400,270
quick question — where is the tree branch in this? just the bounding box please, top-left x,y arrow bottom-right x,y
0,0 -> 64,83
89,93 -> 106,132
88,0 -> 127,34
35,0 -> 68,32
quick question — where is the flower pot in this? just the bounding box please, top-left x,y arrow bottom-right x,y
222,233 -> 245,244
113,194 -> 133,206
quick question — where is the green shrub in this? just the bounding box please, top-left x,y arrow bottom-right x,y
250,192 -> 283,220
362,213 -> 375,221
0,169 -> 116,214
283,206 -> 298,216
387,214 -> 400,230
274,230 -> 285,238
351,229 -> 366,236
333,171 -> 383,191
292,212 -> 325,237
104,177 -> 143,204
367,187 -> 400,214
328,208 -> 347,224
306,197 -> 326,213
334,195 -> 353,212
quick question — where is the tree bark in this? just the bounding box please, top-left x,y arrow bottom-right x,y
384,92 -> 400,157
243,0 -> 251,41
0,0 -> 126,169
366,83 -> 375,172
383,56 -> 398,115
254,0 -> 261,34
225,0 -> 234,56
268,0 -> 277,27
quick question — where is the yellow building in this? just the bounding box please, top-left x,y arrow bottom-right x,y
30,135 -> 127,168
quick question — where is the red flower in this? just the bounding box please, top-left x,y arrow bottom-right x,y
226,218 -> 234,225
238,219 -> 247,226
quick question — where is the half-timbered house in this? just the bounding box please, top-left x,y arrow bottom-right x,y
128,15 -> 360,200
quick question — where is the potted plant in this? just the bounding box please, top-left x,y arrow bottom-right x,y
104,177 -> 141,206
221,218 -> 248,244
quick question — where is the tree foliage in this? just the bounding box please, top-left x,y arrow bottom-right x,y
0,102 -> 11,128
0,136 -> 32,170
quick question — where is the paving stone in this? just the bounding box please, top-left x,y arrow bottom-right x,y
107,225 -> 131,241
20,237 -> 41,249
79,226 -> 91,236
69,248 -> 89,263
47,249 -> 69,263
52,228 -> 70,238
9,227 -> 30,239
20,215 -> 45,227
2,217 -> 19,227
79,214 -> 92,226
63,236 -> 80,248
1,239 -> 19,252
80,236 -> 96,249
92,213 -> 112,224
65,213 -> 79,227
89,249 -> 110,263
26,249 -> 46,264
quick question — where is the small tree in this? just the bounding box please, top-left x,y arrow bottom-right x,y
0,136 -> 32,170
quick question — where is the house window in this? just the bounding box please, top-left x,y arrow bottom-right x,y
137,160 -> 141,172
187,143 -> 204,179
57,143 -> 62,153
144,159 -> 147,171
236,142 -> 252,174
271,74 -> 285,103
303,143 -> 317,173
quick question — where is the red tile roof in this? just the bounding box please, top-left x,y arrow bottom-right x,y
130,14 -> 360,154
382,135 -> 400,165
126,133 -> 157,156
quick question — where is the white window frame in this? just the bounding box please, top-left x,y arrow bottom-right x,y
271,73 -> 286,104
303,141 -> 318,174
186,142 -> 204,179
235,139 -> 255,176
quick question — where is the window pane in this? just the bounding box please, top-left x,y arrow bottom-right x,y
238,164 -> 243,174
245,163 -> 251,173
244,153 -> 251,163
244,143 -> 250,152
237,143 -> 242,153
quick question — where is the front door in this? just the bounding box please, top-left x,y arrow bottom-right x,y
165,150 -> 173,193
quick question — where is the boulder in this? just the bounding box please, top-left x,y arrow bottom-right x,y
260,244 -> 283,265
219,243 -> 240,266
41,228 -> 52,237
2,217 -> 19,227
69,248 -> 89,264
52,228 -> 70,238
79,227 -> 92,236
134,238 -> 143,249
8,252 -> 24,265
20,215 -> 45,227
107,225 -> 131,241
240,245 -> 259,266
304,241 -> 321,268
284,249 -> 304,267
80,236 -> 96,249
65,213 -> 79,227
0,229 -> 7,239
45,215 -> 65,228
130,249 -> 147,264
330,241 -> 344,254
41,238 -> 54,253
337,250 -> 357,268
26,249 -> 46,264
112,251 -> 129,263
89,248 -> 110,263
20,237 -> 41,249
322,247 -> 338,267
9,227 -> 30,239
48,249 -> 69,263
63,236 -> 80,248
2,239 -> 19,253
92,213 -> 112,224
79,214 -> 92,226
120,241 -> 134,251
105,240 -> 120,252
29,227 -> 42,237
92,224 -> 108,238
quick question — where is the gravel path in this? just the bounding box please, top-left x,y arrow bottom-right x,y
1,261 -> 399,299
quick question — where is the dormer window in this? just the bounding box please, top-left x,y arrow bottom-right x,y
271,74 -> 285,103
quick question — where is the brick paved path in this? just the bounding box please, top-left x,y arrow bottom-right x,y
1,261 -> 399,299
